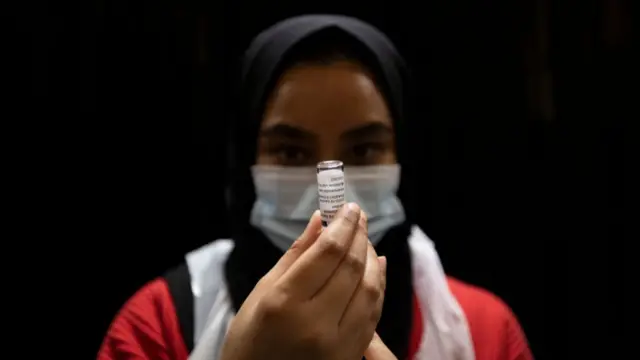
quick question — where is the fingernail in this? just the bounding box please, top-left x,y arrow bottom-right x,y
344,202 -> 360,223
311,210 -> 323,234
359,210 -> 367,229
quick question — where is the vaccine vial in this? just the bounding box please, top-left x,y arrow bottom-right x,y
317,160 -> 346,227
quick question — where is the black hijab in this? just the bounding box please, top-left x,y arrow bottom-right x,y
224,15 -> 417,359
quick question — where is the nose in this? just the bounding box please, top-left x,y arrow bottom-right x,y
315,137 -> 342,164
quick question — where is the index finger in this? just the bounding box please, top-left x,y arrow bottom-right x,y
277,203 -> 361,299
265,210 -> 323,282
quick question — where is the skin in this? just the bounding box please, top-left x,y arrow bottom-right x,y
218,60 -> 397,360
256,60 -> 397,166
220,205 -> 393,360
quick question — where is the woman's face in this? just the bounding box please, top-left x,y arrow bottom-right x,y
256,60 -> 397,167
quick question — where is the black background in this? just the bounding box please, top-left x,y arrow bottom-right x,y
22,0 -> 632,359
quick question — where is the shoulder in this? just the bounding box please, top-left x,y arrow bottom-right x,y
446,277 -> 513,327
447,277 -> 533,360
98,278 -> 189,360
106,279 -> 176,338
407,226 -> 533,360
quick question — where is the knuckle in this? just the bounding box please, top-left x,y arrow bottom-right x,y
289,237 -> 303,251
301,328 -> 333,352
257,292 -> 287,317
363,280 -> 381,302
255,274 -> 271,288
320,233 -> 348,258
369,305 -> 383,323
344,252 -> 365,274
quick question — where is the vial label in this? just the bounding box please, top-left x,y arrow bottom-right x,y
317,168 -> 345,227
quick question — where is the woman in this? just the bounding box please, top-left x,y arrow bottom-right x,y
98,15 -> 533,360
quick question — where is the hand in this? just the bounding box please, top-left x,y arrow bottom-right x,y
220,203 -> 387,360
364,332 -> 398,360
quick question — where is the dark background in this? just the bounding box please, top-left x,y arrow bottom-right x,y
24,0 -> 632,359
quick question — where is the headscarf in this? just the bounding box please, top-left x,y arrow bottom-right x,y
224,15 -> 417,359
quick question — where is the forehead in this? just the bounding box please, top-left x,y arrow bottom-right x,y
261,61 -> 393,132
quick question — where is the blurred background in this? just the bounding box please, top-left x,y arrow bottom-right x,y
23,0 -> 632,358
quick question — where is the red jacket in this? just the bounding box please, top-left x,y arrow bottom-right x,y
98,276 -> 533,360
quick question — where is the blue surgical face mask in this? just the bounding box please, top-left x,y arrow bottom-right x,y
250,164 -> 406,252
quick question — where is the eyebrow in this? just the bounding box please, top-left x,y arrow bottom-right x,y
259,124 -> 315,140
341,123 -> 394,140
259,122 -> 394,140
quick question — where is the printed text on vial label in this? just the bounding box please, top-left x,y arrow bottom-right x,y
317,170 -> 345,223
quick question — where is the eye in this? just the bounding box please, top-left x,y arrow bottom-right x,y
351,142 -> 385,160
269,145 -> 311,166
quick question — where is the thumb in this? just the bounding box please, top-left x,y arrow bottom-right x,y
364,332 -> 397,360
267,210 -> 323,280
